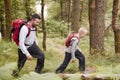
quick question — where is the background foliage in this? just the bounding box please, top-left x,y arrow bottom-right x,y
0,0 -> 120,80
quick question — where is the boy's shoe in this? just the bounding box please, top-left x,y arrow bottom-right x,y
80,69 -> 89,74
12,70 -> 19,78
81,70 -> 87,74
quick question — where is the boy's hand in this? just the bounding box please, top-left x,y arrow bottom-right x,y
71,58 -> 76,63
27,55 -> 32,60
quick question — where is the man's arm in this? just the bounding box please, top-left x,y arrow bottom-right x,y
35,32 -> 38,45
19,25 -> 32,60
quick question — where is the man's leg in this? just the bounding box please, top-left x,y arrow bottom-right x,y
34,49 -> 44,73
27,42 -> 44,73
12,49 -> 27,77
75,50 -> 85,71
56,52 -> 71,73
35,57 -> 44,73
18,49 -> 27,71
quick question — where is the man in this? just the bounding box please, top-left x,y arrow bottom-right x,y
56,27 -> 88,73
12,13 -> 44,77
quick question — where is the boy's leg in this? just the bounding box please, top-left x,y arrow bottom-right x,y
75,50 -> 85,71
56,52 -> 71,73
27,42 -> 44,73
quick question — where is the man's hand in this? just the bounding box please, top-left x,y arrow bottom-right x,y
27,55 -> 32,60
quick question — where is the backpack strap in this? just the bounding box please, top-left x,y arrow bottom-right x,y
25,23 -> 31,37
17,23 -> 31,42
70,34 -> 79,46
72,35 -> 79,40
72,33 -> 79,40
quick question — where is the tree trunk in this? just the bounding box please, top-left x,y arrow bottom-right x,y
71,0 -> 80,32
89,0 -> 95,54
60,0 -> 63,20
0,0 -> 5,39
90,0 -> 105,54
112,0 -> 120,54
4,0 -> 12,41
41,0 -> 46,51
79,1 -> 83,26
0,18 -> 5,39
58,73 -> 120,80
25,0 -> 32,20
67,0 -> 71,32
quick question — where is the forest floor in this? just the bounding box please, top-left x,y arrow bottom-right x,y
0,62 -> 120,80
0,36 -> 120,80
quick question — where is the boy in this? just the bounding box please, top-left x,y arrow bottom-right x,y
56,27 -> 88,73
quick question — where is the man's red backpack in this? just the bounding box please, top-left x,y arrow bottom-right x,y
65,33 -> 79,47
11,19 -> 30,46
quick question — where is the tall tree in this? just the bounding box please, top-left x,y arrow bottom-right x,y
67,0 -> 71,31
0,15 -> 5,39
112,0 -> 120,54
79,1 -> 84,26
90,0 -> 105,54
0,0 -> 5,39
89,0 -> 95,54
25,0 -> 32,20
71,0 -> 80,32
60,0 -> 63,20
4,0 -> 12,40
41,0 -> 46,51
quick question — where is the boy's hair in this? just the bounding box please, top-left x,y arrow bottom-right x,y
30,13 -> 41,20
78,27 -> 88,34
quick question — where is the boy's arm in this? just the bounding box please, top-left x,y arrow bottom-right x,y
70,38 -> 79,61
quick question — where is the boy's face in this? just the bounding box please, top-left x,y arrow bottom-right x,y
79,31 -> 87,38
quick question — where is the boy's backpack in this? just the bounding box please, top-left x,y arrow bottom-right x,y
11,19 -> 30,46
65,33 -> 79,47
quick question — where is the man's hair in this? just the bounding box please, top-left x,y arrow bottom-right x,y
30,13 -> 41,20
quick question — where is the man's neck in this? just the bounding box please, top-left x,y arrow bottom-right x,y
27,21 -> 33,27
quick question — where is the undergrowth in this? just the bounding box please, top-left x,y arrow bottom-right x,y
0,34 -> 120,80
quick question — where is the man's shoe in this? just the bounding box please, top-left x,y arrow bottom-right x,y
55,69 -> 63,73
12,70 -> 19,78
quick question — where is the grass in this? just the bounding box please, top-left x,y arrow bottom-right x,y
0,40 -> 18,66
0,33 -> 120,79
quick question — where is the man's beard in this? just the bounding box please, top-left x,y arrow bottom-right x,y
32,24 -> 37,27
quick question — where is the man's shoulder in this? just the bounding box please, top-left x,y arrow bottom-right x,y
21,25 -> 29,30
20,25 -> 29,33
